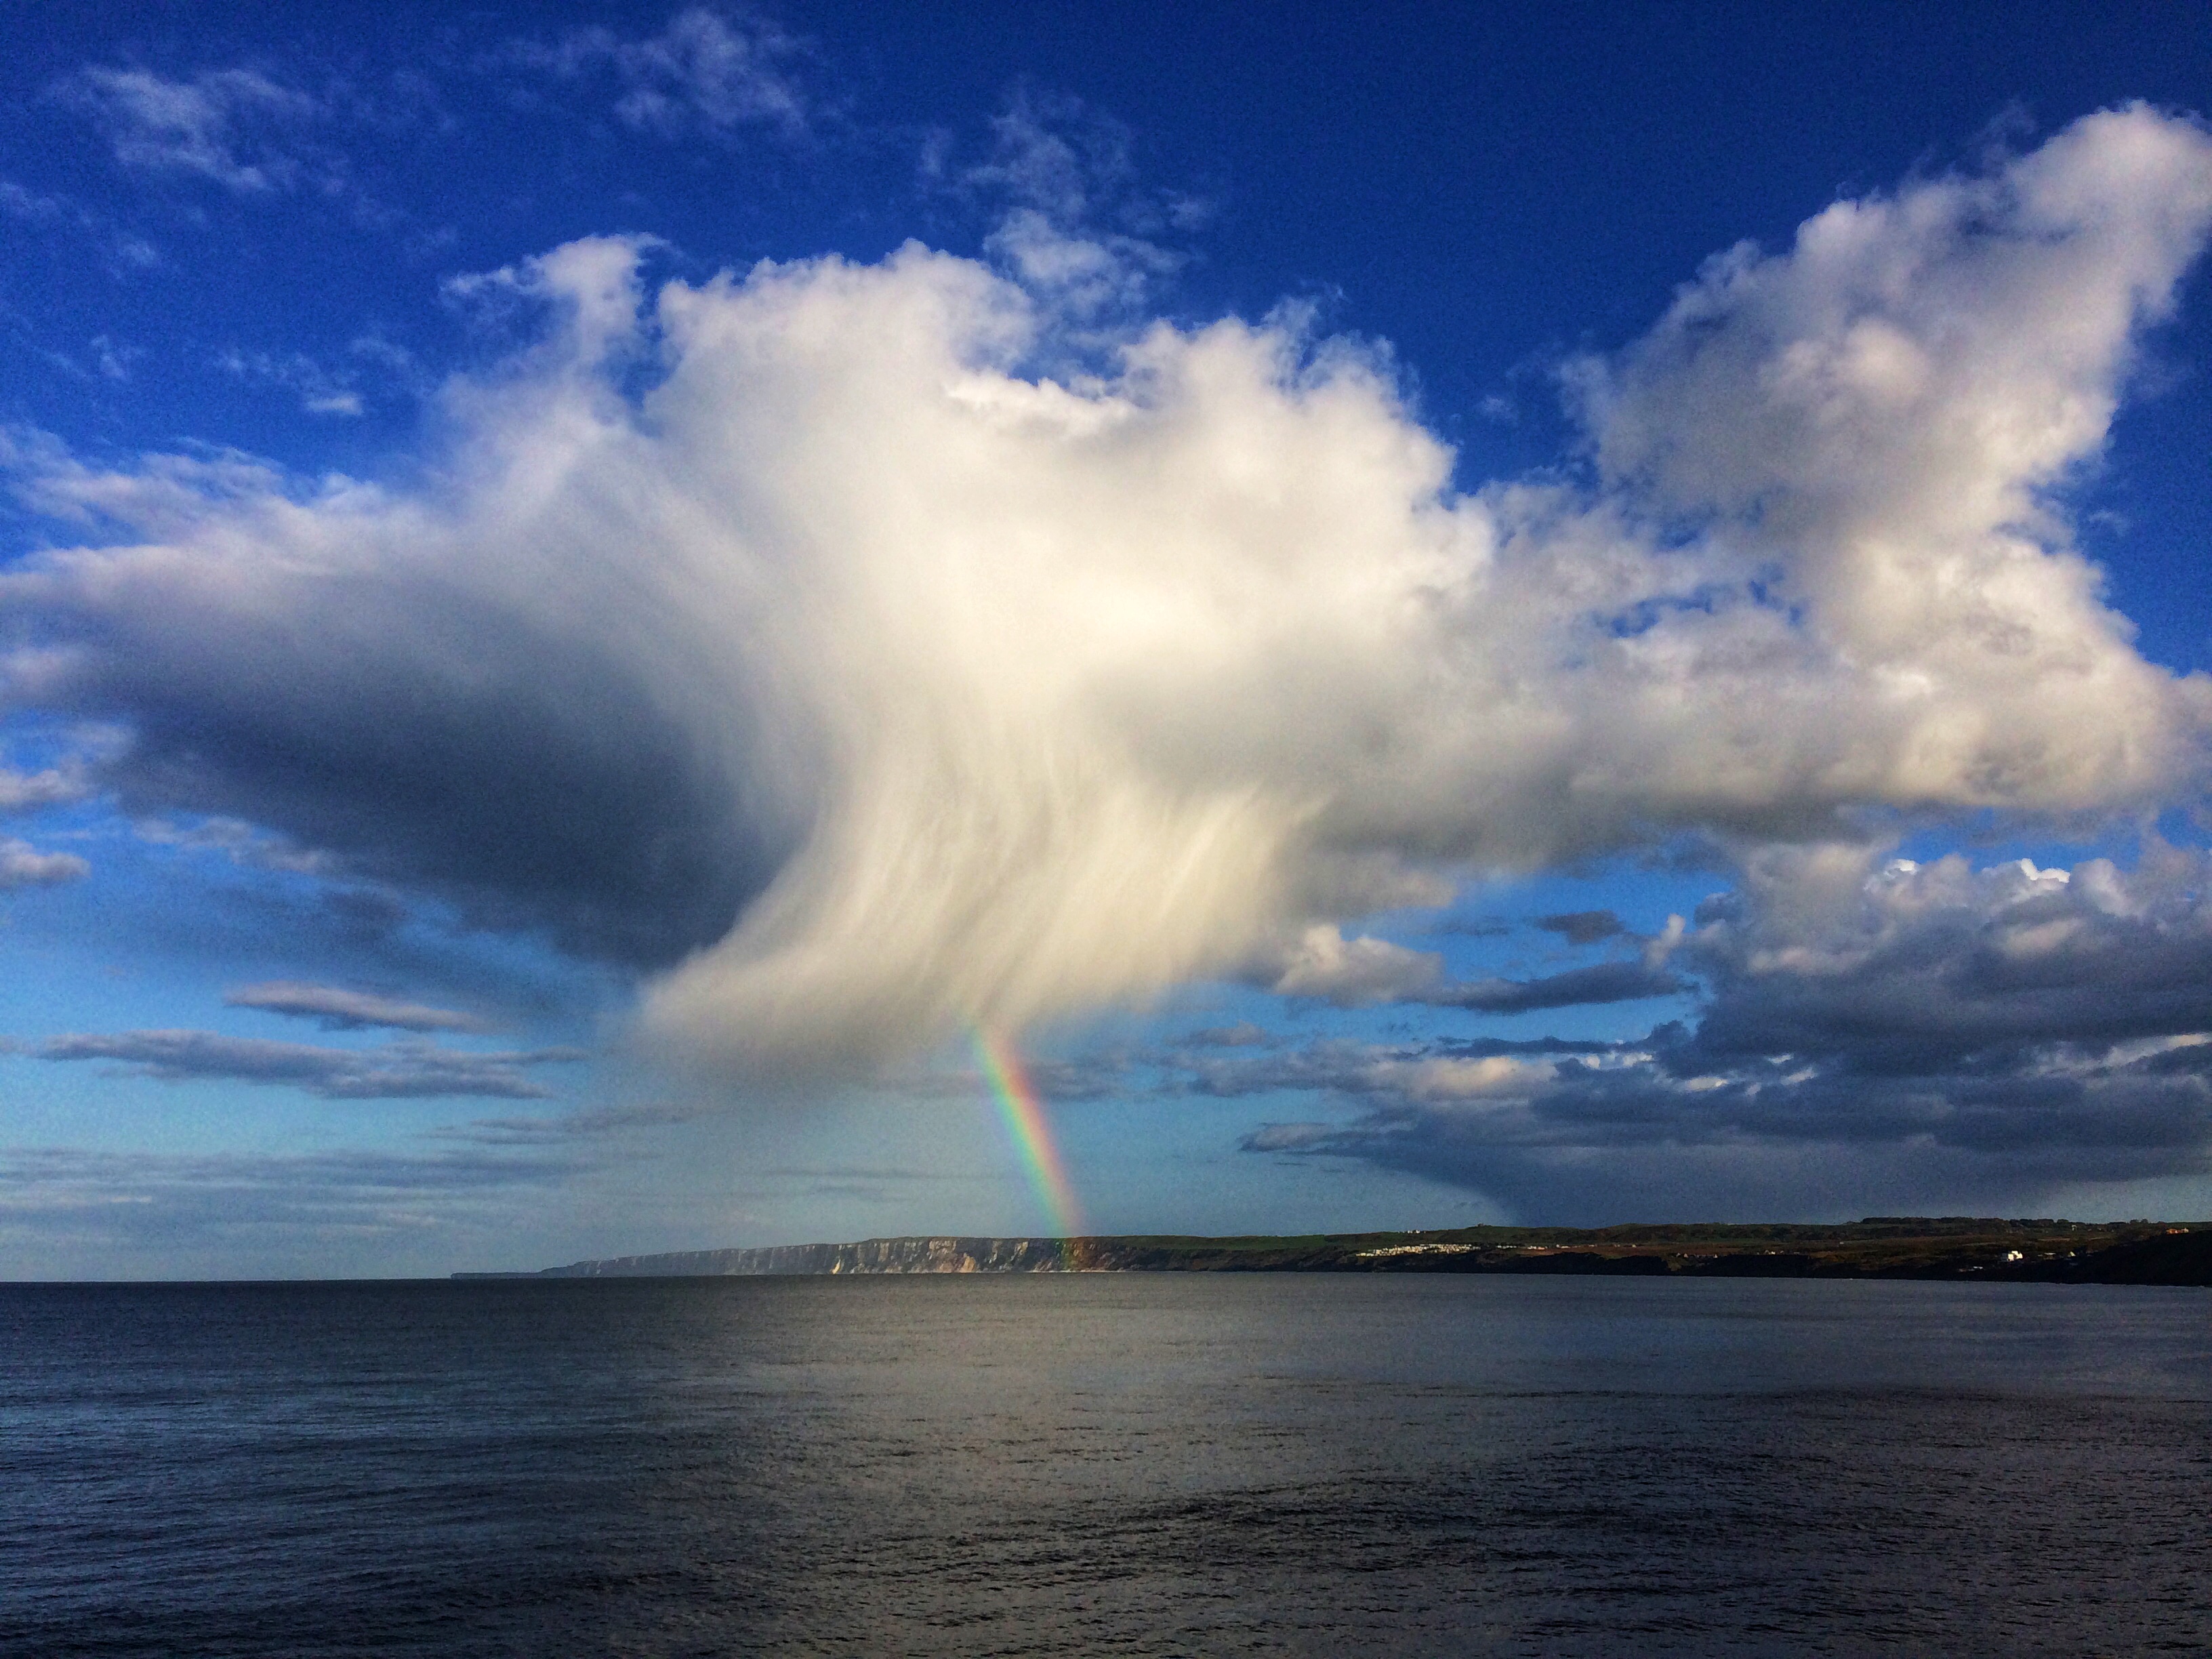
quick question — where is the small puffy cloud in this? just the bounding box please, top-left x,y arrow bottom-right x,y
1268,924 -> 1442,1006
224,981 -> 491,1033
0,764 -> 89,811
35,1030 -> 582,1099
59,66 -> 323,193
1186,1034 -> 1608,1107
0,838 -> 88,889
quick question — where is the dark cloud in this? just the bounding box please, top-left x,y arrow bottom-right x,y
1535,909 -> 1625,946
1425,960 -> 1685,1015
35,1029 -> 583,1099
1181,1021 -> 1273,1048
1237,1048 -> 2211,1224
20,567 -> 783,966
1677,850 -> 2212,1077
224,981 -> 490,1033
1233,852 -> 2212,1221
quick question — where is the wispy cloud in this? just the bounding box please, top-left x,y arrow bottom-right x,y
224,981 -> 491,1033
954,89 -> 1195,320
509,7 -> 811,140
58,66 -> 325,194
34,1030 -> 583,1099
213,349 -> 365,417
437,1101 -> 705,1145
133,817 -> 332,876
0,178 -> 159,268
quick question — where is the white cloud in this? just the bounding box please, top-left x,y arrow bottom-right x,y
1582,106 -> 2212,815
2,109 -> 2210,1076
0,838 -> 87,889
0,763 -> 88,811
1267,924 -> 1442,1006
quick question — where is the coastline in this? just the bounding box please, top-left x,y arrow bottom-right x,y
457,1216 -> 2212,1286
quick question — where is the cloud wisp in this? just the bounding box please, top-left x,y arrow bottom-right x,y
224,981 -> 492,1033
2,108 -> 2209,1078
58,66 -> 327,194
34,1030 -> 582,1099
508,6 -> 813,141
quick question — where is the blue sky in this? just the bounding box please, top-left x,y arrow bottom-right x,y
5,3 -> 2212,1277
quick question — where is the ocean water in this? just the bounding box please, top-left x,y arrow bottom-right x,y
3,1275 -> 2208,1658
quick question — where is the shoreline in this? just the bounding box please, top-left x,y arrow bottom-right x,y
458,1216 -> 2212,1286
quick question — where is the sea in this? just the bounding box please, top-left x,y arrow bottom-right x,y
3,1273 -> 2207,1657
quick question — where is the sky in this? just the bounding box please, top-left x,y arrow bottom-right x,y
5,3 -> 2212,1278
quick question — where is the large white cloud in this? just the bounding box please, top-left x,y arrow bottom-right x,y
4,106 -> 2209,1072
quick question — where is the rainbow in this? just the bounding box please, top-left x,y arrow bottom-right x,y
971,1026 -> 1084,1241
